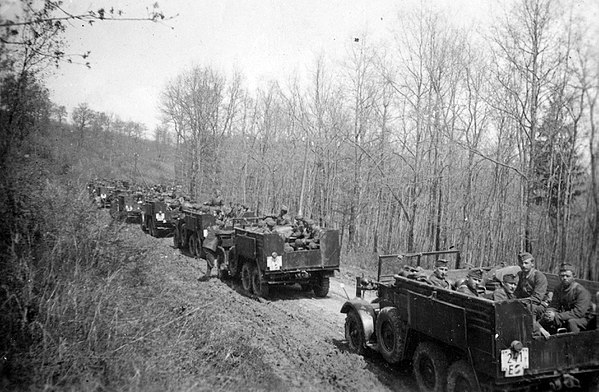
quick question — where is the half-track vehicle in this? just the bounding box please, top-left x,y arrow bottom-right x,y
341,250 -> 599,392
232,227 -> 340,298
173,208 -> 216,258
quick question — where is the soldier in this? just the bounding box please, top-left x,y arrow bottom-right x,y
428,259 -> 452,289
205,189 -> 223,207
277,205 -> 291,225
493,274 -> 518,301
540,263 -> 593,333
514,252 -> 548,318
456,268 -> 484,297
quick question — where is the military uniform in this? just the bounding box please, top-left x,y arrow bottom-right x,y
429,274 -> 451,289
545,281 -> 592,333
456,268 -> 483,297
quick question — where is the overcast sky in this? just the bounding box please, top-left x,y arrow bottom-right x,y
42,0 -> 593,135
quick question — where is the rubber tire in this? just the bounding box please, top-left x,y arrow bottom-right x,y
251,266 -> 269,298
188,234 -> 197,257
413,342 -> 449,392
447,360 -> 478,392
173,225 -> 181,248
214,248 -> 225,279
241,262 -> 254,294
149,220 -> 157,237
345,310 -> 367,355
375,307 -> 405,364
313,275 -> 330,297
228,249 -> 240,278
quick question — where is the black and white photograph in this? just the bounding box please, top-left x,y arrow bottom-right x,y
1,0 -> 598,391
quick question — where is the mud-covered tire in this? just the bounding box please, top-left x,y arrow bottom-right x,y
345,310 -> 367,355
228,249 -> 240,278
313,275 -> 330,297
413,342 -> 449,392
375,307 -> 405,364
241,262 -> 254,294
188,235 -> 197,257
173,226 -> 181,248
251,266 -> 269,297
447,360 -> 477,392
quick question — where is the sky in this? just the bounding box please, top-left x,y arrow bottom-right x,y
38,0 -> 595,136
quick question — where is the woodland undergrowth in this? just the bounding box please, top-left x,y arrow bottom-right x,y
0,134 -> 270,391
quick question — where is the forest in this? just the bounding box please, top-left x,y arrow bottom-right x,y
2,0 -> 598,279
1,0 -> 598,389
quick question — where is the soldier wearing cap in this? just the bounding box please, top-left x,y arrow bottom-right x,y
456,268 -> 484,297
514,252 -> 548,318
540,263 -> 593,333
428,259 -> 452,289
277,205 -> 291,225
493,274 -> 518,301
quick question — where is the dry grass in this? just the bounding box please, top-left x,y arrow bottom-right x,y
0,139 -> 276,391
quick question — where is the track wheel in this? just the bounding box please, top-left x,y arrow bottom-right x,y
446,360 -> 478,392
413,341 -> 449,392
313,275 -> 330,297
375,307 -> 405,364
251,266 -> 269,297
241,262 -> 254,294
345,310 -> 367,355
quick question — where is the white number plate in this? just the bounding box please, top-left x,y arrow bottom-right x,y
501,348 -> 529,377
156,212 -> 165,222
266,255 -> 282,271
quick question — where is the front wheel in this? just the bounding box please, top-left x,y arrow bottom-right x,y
413,341 -> 449,392
446,360 -> 477,392
375,307 -> 405,364
241,262 -> 254,294
345,310 -> 367,355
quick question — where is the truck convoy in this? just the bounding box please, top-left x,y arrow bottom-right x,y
341,251 -> 599,392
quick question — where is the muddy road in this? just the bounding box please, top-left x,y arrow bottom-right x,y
124,223 -> 419,391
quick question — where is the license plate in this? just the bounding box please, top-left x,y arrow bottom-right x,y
156,212 -> 165,222
267,255 -> 282,271
501,347 -> 529,377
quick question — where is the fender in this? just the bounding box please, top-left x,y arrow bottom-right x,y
340,299 -> 378,343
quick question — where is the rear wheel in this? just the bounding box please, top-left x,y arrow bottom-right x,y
149,220 -> 157,237
313,275 -> 330,297
447,360 -> 477,392
241,262 -> 254,294
345,310 -> 366,355
188,234 -> 197,257
413,342 -> 448,392
375,307 -> 405,364
251,267 -> 269,297
228,248 -> 240,277
173,225 -> 181,248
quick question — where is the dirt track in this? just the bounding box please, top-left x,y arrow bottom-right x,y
124,222 -> 419,391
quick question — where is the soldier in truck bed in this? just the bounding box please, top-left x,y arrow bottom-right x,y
456,268 -> 484,297
514,252 -> 548,318
540,263 -> 593,333
428,259 -> 452,289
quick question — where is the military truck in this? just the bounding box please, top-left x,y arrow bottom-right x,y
231,227 -> 340,298
140,200 -> 181,237
341,251 -> 599,392
110,193 -> 143,222
173,208 -> 216,257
